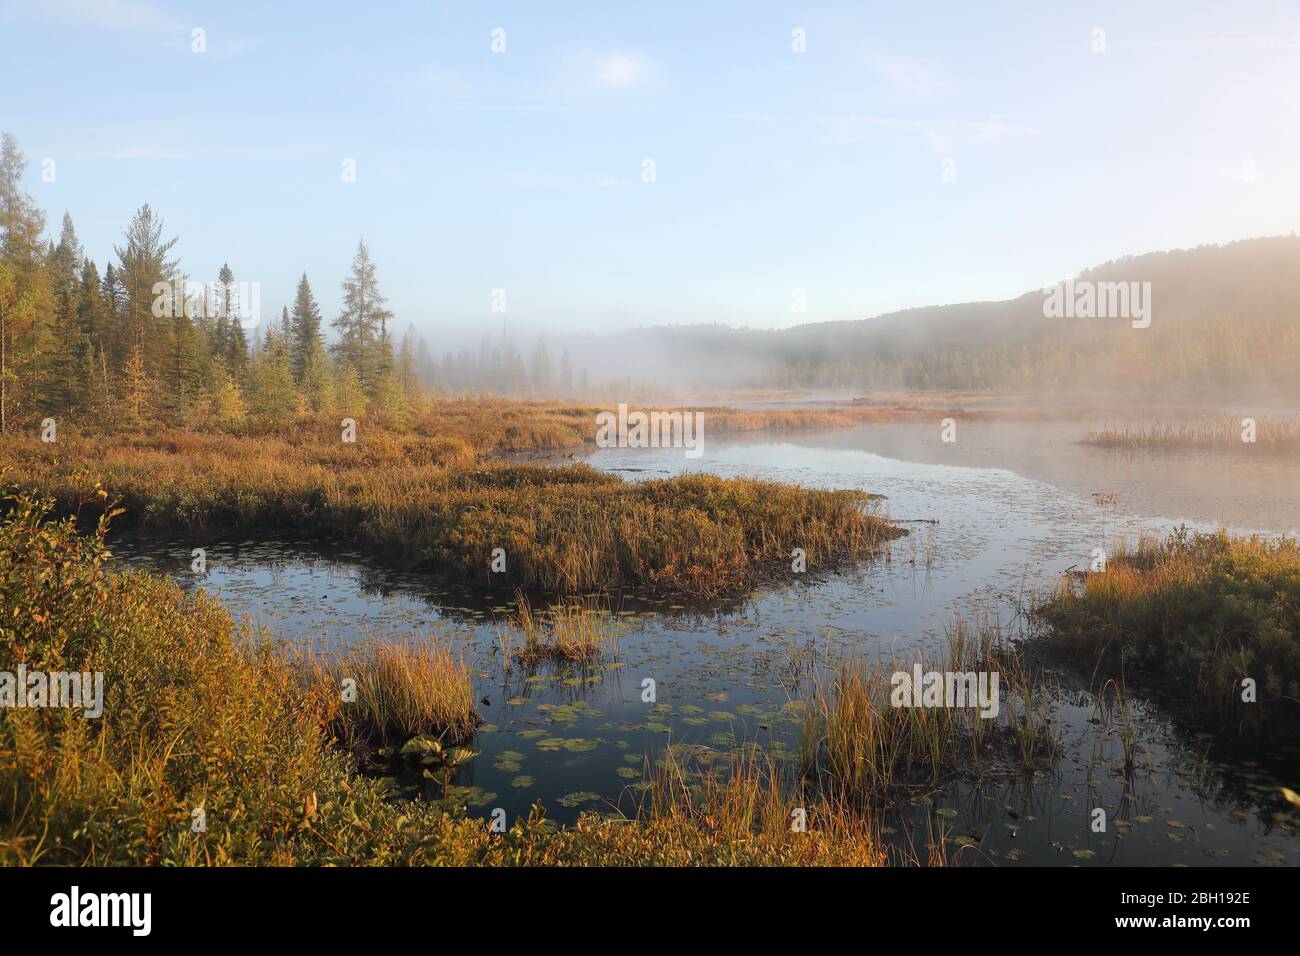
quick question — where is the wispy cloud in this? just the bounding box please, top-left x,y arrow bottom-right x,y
594,53 -> 649,88
864,51 -> 953,100
1118,35 -> 1300,51
817,114 -> 1038,155
2,0 -> 185,34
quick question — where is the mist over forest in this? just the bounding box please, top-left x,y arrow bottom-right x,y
546,235 -> 1300,400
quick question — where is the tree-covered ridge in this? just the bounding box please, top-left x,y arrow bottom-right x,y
554,235 -> 1300,397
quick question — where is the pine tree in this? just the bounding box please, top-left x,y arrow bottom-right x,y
0,262 -> 17,433
162,270 -> 200,422
204,365 -> 247,431
371,373 -> 410,429
302,351 -> 336,417
0,134 -> 45,275
334,364 -> 367,421
397,326 -> 417,394
216,263 -> 249,380
0,135 -> 50,430
227,313 -> 248,381
289,272 -> 324,383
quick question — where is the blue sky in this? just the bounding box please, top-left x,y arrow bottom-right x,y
2,0 -> 1298,345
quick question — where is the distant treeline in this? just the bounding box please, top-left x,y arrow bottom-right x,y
7,125 -> 1297,420
758,315 -> 1300,393
0,133 -> 588,432
555,236 -> 1300,397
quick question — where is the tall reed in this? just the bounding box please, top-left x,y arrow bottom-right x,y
800,618 -> 1058,802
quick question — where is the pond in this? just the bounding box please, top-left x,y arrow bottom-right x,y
110,419 -> 1300,866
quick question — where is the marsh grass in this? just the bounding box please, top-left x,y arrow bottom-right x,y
608,745 -> 887,866
800,618 -> 1059,803
0,489 -> 895,866
301,638 -> 480,754
2,426 -> 901,597
1098,678 -> 1139,776
1081,415 -> 1300,455
1035,527 -> 1300,738
500,595 -> 614,666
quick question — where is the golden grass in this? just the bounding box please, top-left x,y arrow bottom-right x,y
1081,415 -> 1300,455
1035,527 -> 1300,737
800,618 -> 1058,802
0,489 -> 892,866
301,638 -> 480,752
606,746 -> 887,866
500,595 -> 613,666
2,428 -> 902,597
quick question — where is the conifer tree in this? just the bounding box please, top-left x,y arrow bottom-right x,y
113,204 -> 178,372
289,273 -> 324,383
332,239 -> 392,391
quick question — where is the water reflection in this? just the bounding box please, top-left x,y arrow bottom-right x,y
109,426 -> 1300,866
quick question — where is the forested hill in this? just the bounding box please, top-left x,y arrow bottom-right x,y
563,235 -> 1300,397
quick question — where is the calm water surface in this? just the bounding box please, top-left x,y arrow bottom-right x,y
112,423 -> 1300,866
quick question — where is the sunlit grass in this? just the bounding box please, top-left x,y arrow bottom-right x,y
301,638 -> 480,752
800,618 -> 1059,802
1,425 -> 902,597
0,488 -> 892,866
500,595 -> 614,666
1034,527 -> 1300,737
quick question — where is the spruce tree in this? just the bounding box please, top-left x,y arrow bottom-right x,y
113,204 -> 178,374
289,272 -> 323,383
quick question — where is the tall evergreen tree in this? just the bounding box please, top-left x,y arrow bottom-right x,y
397,326 -> 417,394
332,239 -> 392,391
289,272 -> 323,383
113,204 -> 178,375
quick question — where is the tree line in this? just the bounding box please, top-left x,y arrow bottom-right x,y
0,132 -> 585,434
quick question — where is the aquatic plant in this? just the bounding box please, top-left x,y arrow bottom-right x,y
1081,415 -> 1300,455
500,595 -> 614,666
799,618 -> 1059,802
302,638 -> 480,752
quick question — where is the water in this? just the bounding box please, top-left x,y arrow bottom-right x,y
110,421 -> 1300,866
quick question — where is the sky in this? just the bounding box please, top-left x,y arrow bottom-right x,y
2,0 -> 1299,347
